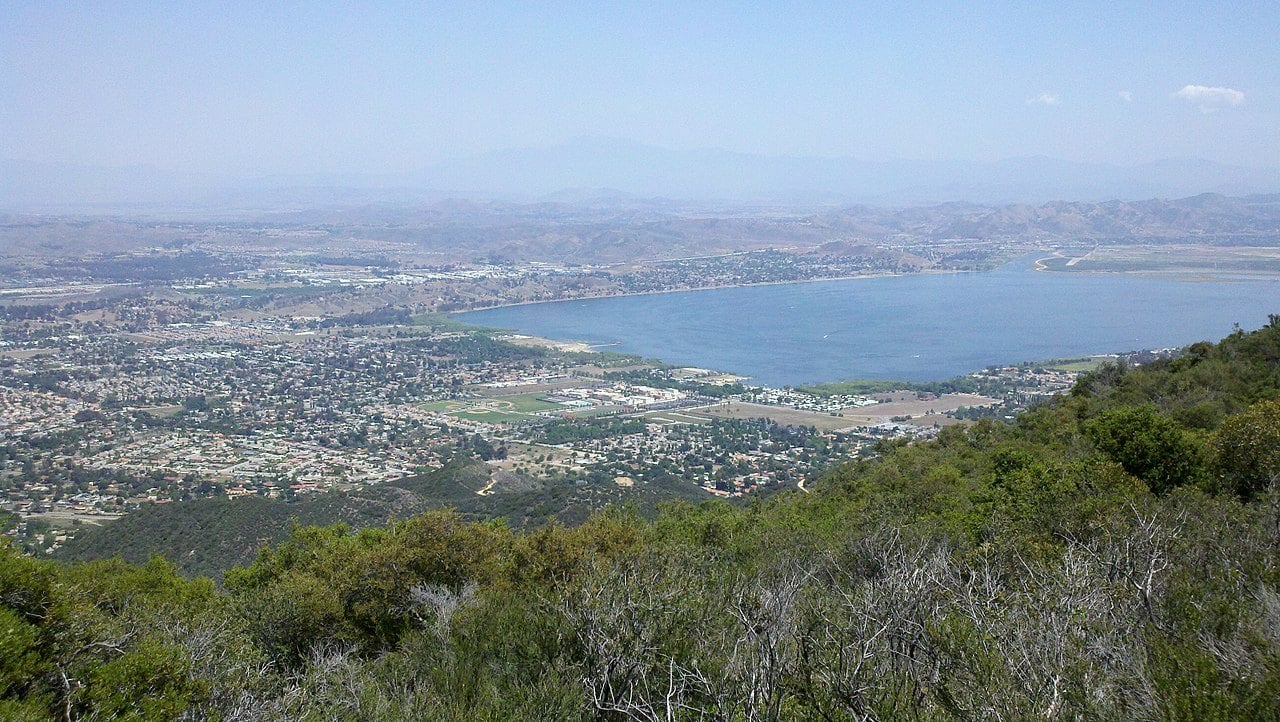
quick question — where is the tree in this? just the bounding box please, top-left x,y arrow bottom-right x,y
1084,406 -> 1206,494
1212,399 -> 1280,499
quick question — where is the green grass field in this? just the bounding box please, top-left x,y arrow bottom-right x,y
425,393 -> 564,423
488,393 -> 563,413
413,313 -> 501,333
1042,358 -> 1105,372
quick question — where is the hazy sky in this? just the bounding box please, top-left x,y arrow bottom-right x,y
3,1 -> 1277,176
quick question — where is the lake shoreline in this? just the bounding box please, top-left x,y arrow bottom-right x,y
453,269 -> 969,315
456,264 -> 1276,388
459,261 -> 1265,319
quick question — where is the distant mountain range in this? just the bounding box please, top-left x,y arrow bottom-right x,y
4,138 -> 1280,213
410,139 -> 1280,206
4,188 -> 1278,265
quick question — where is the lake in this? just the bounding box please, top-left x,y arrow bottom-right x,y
457,260 -> 1280,387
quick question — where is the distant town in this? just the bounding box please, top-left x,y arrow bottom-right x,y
1,230 -> 1164,555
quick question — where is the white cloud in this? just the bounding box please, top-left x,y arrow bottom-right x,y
1026,92 -> 1059,106
1118,90 -> 1132,102
1173,84 -> 1244,112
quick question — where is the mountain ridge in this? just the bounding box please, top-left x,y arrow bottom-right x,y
6,138 -> 1280,212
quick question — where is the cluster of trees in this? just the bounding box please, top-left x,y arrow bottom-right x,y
409,334 -> 546,364
601,368 -> 748,398
50,252 -> 247,283
314,307 -> 413,329
540,418 -> 647,445
0,296 -> 124,323
465,433 -> 508,461
4,320 -> 1280,719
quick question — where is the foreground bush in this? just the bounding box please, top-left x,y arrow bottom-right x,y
3,320 -> 1280,719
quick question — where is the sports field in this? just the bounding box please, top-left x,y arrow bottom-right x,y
421,393 -> 565,423
1042,358 -> 1106,372
489,393 -> 563,413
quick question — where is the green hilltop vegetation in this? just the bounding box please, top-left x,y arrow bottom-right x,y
55,460 -> 709,580
5,319 -> 1280,720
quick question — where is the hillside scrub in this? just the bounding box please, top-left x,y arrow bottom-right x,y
3,319 -> 1280,720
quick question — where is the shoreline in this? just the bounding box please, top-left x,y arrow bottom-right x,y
452,268 -> 971,315
452,268 -> 988,387
440,261 -> 1265,390
1031,252 -> 1279,283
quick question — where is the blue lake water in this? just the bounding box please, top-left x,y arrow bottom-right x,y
457,260 -> 1280,387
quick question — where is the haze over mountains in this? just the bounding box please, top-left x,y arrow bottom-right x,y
3,189 -> 1278,267
5,137 -> 1280,214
